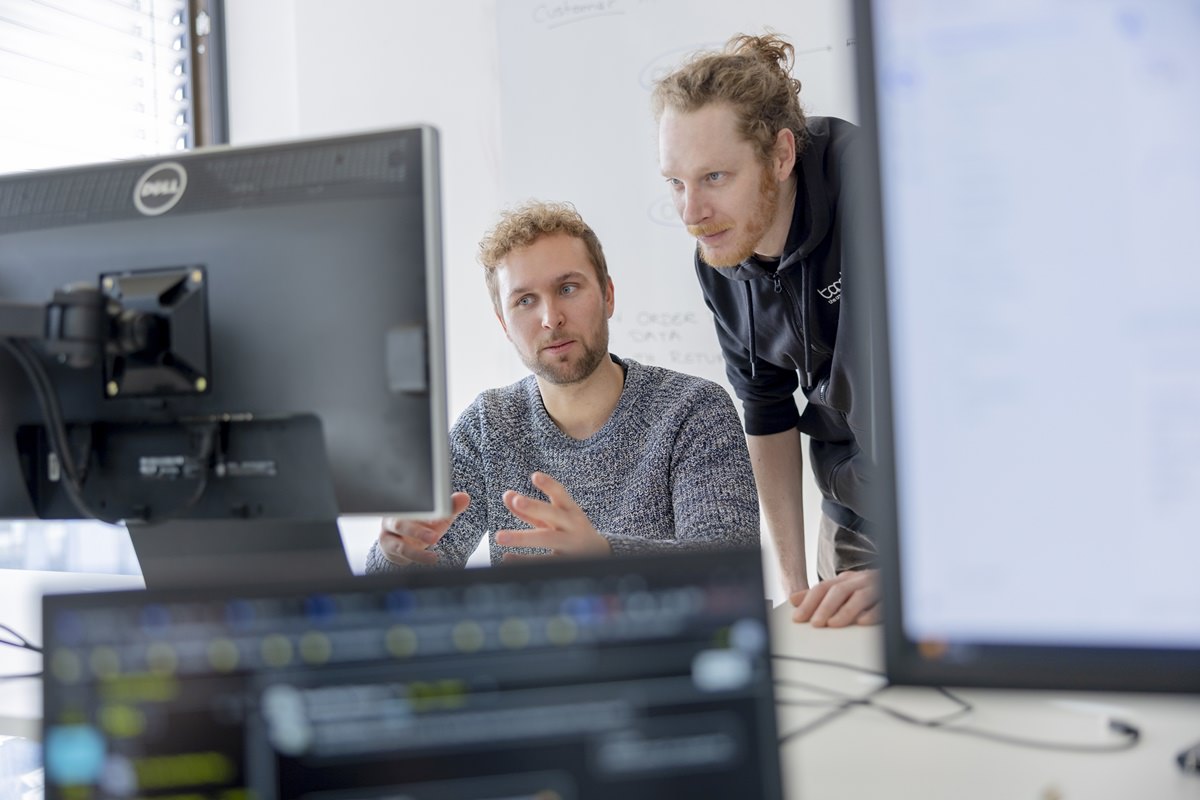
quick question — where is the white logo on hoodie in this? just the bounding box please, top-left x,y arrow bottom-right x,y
818,273 -> 842,305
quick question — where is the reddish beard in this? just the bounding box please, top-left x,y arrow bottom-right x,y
693,166 -> 780,268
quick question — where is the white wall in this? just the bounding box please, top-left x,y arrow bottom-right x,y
226,0 -> 514,425
223,0 -> 856,594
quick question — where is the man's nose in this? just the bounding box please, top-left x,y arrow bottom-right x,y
541,299 -> 564,329
680,185 -> 707,226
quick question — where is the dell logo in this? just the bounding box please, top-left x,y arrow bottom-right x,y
133,162 -> 188,216
141,179 -> 180,197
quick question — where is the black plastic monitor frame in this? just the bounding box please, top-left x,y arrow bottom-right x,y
0,127 -> 451,587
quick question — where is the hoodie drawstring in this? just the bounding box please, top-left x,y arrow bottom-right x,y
745,281 -> 757,379
747,268 -> 816,390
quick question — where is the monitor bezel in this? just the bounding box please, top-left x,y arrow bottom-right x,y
851,0 -> 1200,693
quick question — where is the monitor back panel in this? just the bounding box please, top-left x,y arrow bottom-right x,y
0,127 -> 449,521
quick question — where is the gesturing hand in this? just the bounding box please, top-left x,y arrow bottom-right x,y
494,472 -> 612,561
790,568 -> 881,628
377,492 -> 471,566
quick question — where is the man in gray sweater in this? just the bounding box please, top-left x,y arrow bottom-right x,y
367,201 -> 759,571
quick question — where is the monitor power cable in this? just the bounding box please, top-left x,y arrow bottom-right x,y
0,619 -> 43,681
773,653 -> 1141,754
0,621 -> 41,654
3,337 -> 219,525
2,338 -> 117,524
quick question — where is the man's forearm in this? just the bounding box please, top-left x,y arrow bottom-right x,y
747,428 -> 808,594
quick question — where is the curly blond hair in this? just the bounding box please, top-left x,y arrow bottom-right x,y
651,31 -> 808,163
478,200 -> 609,312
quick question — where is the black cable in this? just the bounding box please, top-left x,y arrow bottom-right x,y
775,675 -> 872,700
0,621 -> 42,654
775,677 -> 966,745
7,340 -> 81,486
773,652 -> 889,678
2,338 -> 120,523
777,685 -> 888,745
772,652 -> 1142,753
906,685 -> 1141,753
3,337 -> 218,525
938,716 -> 1141,753
0,672 -> 42,681
773,653 -> 908,744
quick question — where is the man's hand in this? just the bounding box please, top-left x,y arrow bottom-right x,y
790,569 -> 881,628
494,472 -> 612,561
377,492 -> 470,566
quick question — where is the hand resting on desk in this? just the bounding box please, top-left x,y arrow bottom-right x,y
790,568 -> 881,628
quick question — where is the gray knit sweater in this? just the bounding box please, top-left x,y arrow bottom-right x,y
366,355 -> 759,571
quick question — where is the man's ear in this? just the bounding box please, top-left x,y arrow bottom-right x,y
605,277 -> 615,318
773,128 -> 797,181
495,308 -> 510,337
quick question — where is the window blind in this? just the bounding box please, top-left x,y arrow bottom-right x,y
0,0 -> 225,574
0,0 -> 196,173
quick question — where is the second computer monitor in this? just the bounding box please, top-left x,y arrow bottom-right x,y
0,127 -> 451,586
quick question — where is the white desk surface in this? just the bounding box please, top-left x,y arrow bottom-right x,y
768,604 -> 1200,800
3,569 -> 1197,799
0,569 -> 144,741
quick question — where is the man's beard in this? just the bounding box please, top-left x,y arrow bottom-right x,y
524,320 -> 610,386
691,166 -> 780,268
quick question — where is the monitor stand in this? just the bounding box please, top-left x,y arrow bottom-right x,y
127,518 -> 353,590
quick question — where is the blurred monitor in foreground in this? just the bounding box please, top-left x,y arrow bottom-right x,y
0,127 -> 450,588
41,548 -> 782,799
854,0 -> 1200,690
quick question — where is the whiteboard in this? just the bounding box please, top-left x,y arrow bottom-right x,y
227,0 -> 857,417
495,0 -> 858,392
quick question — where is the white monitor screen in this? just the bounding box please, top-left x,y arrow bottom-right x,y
870,0 -> 1200,653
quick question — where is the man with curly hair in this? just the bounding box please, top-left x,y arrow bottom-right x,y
367,201 -> 759,571
655,33 -> 880,627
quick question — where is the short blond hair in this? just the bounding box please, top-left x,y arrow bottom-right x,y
652,32 -> 808,163
478,201 -> 609,311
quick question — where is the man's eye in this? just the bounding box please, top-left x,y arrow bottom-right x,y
517,296 -> 533,307
561,284 -> 577,295
706,172 -> 723,181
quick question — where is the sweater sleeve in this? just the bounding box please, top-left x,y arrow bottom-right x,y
364,399 -> 491,572
603,381 -> 760,555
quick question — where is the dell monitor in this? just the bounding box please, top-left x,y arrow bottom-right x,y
0,127 -> 451,587
854,0 -> 1200,692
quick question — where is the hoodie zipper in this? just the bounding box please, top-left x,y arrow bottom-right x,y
761,269 -> 814,390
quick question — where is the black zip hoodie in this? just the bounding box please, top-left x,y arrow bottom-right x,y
694,117 -> 874,534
